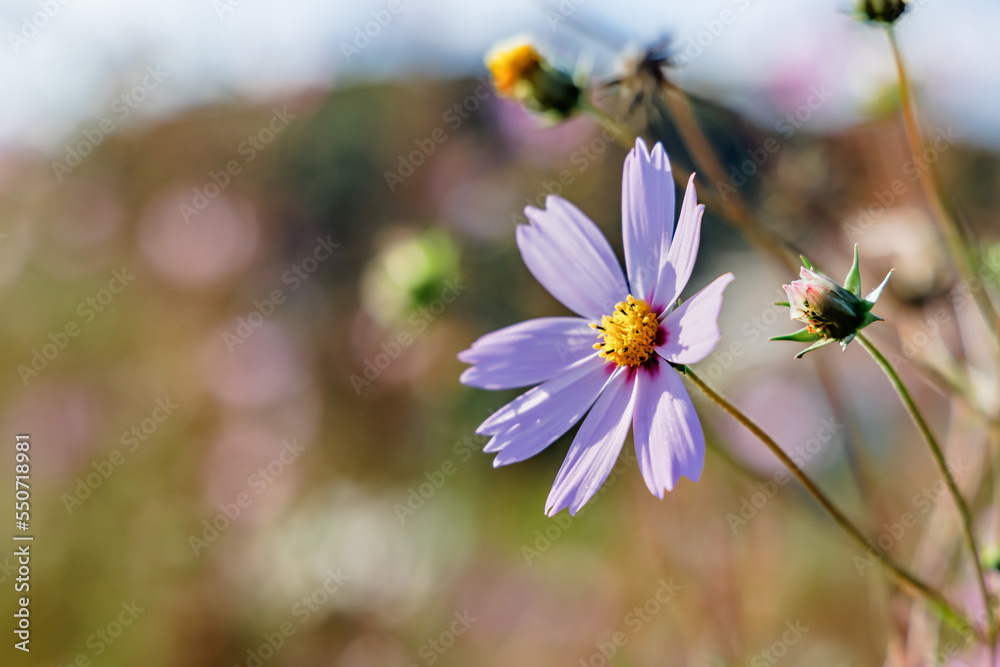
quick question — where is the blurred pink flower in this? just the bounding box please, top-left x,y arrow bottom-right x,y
493,99 -> 596,167
200,322 -> 308,408
139,188 -> 258,289
2,381 -> 105,483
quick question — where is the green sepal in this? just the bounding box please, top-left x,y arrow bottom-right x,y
668,362 -> 688,374
770,328 -> 822,343
794,338 -> 836,359
844,244 -> 863,298
773,301 -> 790,307
858,311 -> 883,330
864,270 -> 893,308
799,255 -> 814,270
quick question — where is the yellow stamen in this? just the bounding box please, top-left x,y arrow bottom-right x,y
486,41 -> 542,96
591,296 -> 659,367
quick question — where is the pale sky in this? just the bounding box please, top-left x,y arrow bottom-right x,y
2,0 -> 999,152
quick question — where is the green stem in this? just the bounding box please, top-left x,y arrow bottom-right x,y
856,332 -> 995,643
684,367 -> 979,639
885,26 -> 1000,335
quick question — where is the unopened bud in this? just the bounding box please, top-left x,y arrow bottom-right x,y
856,0 -> 908,24
771,246 -> 892,358
486,37 -> 582,118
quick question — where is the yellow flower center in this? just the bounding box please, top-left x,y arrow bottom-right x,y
591,296 -> 659,367
486,42 -> 542,96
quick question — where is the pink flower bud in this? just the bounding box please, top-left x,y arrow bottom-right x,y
783,268 -> 866,340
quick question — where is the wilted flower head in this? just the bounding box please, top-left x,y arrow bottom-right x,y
459,138 -> 733,515
603,40 -> 678,119
855,0 -> 908,24
486,36 -> 582,118
772,246 -> 891,358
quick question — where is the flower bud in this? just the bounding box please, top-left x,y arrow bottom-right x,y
784,268 -> 866,340
486,37 -> 582,118
856,0 -> 908,24
772,246 -> 892,358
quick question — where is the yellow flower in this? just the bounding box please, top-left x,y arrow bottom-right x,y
485,37 -> 582,118
487,39 -> 542,97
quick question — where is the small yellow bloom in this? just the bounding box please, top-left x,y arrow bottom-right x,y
485,37 -> 583,118
487,40 -> 542,97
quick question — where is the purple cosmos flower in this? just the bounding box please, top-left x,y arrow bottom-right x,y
458,138 -> 733,515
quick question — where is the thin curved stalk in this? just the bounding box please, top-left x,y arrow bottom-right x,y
885,26 -> 999,335
684,367 -> 980,639
856,332 -> 994,645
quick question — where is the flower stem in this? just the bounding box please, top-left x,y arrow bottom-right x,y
885,27 -> 1000,335
684,366 -> 979,639
855,332 -> 995,643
